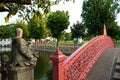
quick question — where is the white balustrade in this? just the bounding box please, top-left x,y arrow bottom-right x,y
0,38 -> 12,47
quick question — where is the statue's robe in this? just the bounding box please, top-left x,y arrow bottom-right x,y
11,37 -> 37,67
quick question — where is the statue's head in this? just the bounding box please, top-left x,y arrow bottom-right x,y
16,28 -> 23,38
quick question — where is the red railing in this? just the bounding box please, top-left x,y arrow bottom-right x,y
50,34 -> 114,80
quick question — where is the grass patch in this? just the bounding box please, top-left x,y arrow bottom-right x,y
115,40 -> 120,47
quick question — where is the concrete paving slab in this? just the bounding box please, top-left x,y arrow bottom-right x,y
86,48 -> 119,80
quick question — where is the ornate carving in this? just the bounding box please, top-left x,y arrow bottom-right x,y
64,35 -> 114,80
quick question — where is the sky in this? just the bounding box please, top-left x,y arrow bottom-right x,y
0,0 -> 120,32
51,0 -> 83,25
0,0 -> 83,31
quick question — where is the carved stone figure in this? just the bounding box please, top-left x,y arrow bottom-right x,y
10,28 -> 37,67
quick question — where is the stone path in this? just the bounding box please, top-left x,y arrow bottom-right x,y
86,48 -> 120,80
113,58 -> 120,80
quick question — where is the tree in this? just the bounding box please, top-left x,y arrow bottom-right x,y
0,24 -> 15,38
64,32 -> 72,41
28,11 -> 45,39
0,26 -> 7,38
0,0 -> 74,22
14,20 -> 29,38
47,10 -> 70,46
5,24 -> 16,37
71,21 -> 85,41
0,0 -> 31,4
81,0 -> 120,39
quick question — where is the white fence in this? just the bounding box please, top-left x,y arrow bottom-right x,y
0,38 -> 12,47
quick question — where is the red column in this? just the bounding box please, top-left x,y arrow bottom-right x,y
50,47 -> 67,80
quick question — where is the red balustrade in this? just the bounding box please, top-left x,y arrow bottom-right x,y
50,26 -> 114,80
50,34 -> 114,80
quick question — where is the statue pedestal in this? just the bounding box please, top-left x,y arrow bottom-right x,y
8,66 -> 34,80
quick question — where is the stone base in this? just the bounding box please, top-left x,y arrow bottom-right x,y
8,66 -> 34,80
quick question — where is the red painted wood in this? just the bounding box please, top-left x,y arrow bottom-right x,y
50,47 -> 67,80
50,35 -> 114,80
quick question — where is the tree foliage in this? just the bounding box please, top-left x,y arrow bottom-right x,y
81,0 -> 120,39
28,11 -> 45,39
0,0 -> 74,22
0,25 -> 15,38
71,21 -> 86,39
0,0 -> 31,4
0,3 -> 19,22
47,10 -> 70,45
64,32 -> 72,41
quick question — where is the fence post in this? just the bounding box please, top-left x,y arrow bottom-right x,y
50,47 -> 67,80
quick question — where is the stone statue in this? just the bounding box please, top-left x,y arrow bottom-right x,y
10,28 -> 37,67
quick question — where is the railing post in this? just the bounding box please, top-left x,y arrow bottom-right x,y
50,47 -> 67,80
103,24 -> 107,35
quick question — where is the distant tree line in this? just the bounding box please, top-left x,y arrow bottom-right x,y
70,0 -> 120,40
1,0 -> 120,43
0,24 -> 15,38
0,10 -> 70,44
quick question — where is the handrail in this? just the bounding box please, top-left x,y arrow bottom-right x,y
50,35 -> 114,80
63,35 -> 114,80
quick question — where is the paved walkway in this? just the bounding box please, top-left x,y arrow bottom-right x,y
86,48 -> 120,80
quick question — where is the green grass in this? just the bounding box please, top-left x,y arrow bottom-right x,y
115,40 -> 120,47
59,41 -> 74,45
59,40 -> 88,46
42,40 -> 88,46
